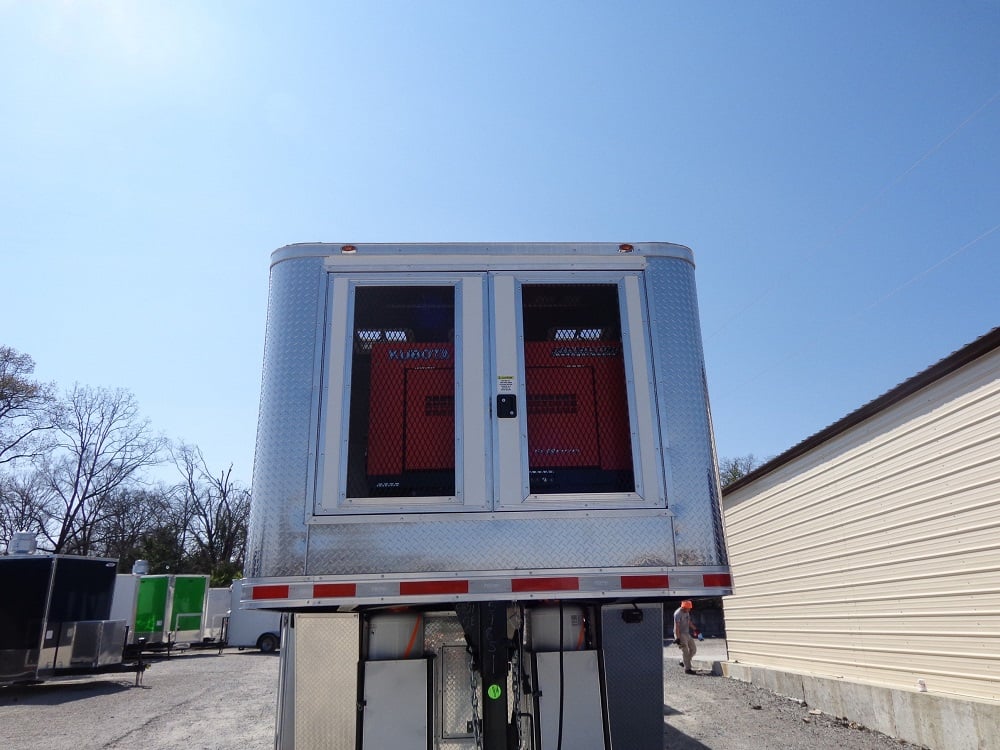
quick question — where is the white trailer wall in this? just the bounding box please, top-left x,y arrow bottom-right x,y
722,330 -> 1000,743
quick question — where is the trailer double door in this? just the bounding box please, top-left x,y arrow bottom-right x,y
316,270 -> 666,515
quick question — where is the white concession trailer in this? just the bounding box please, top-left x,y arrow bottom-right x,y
242,243 -> 731,750
226,580 -> 281,652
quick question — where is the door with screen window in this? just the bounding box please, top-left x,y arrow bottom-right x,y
491,273 -> 663,509
318,275 -> 490,513
317,272 -> 661,514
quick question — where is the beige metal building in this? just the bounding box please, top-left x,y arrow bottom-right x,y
721,327 -> 1000,749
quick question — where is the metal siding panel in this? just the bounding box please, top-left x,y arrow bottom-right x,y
460,277 -> 490,509
361,660 -> 430,749
423,614 -> 477,749
248,256 -> 326,577
305,514 -> 675,573
723,350 -> 1000,703
275,615 -> 295,750
644,257 -> 727,565
622,274 -> 665,503
293,613 -> 360,750
601,603 -> 664,750
534,651 -> 607,749
493,274 -> 525,506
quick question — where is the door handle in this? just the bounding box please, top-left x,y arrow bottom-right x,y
496,394 -> 517,419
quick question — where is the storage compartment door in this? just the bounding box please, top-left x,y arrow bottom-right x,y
361,659 -> 431,749
533,651 -> 607,750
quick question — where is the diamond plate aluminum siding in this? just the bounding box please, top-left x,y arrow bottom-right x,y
601,603 -> 664,750
247,255 -> 325,577
425,616 -> 478,748
290,614 -> 359,750
645,256 -> 728,565
305,514 -> 674,574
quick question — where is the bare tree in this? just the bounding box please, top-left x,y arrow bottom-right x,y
0,346 -> 56,466
172,442 -> 250,583
41,384 -> 165,554
91,485 -> 175,567
170,442 -> 201,559
718,454 -> 763,488
199,462 -> 250,583
0,471 -> 52,551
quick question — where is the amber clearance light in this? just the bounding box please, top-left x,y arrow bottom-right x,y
618,244 -> 634,253
341,244 -> 358,254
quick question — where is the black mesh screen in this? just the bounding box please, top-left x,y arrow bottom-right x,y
346,286 -> 456,498
522,284 -> 635,494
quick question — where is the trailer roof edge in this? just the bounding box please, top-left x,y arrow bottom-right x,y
722,325 -> 1000,495
269,242 -> 695,268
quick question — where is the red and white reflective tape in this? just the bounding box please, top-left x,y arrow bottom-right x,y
245,572 -> 732,605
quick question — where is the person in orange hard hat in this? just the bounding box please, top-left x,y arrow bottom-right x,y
673,600 -> 700,674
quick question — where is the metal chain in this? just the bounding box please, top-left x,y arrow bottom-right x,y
511,641 -> 525,750
467,648 -> 483,750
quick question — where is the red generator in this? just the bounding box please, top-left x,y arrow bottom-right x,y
366,342 -> 456,480
523,341 -> 632,470
366,340 -> 633,495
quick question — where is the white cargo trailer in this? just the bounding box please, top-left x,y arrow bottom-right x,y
243,242 -> 731,750
205,587 -> 230,642
225,580 -> 281,652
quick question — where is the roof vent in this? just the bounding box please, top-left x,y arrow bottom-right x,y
7,532 -> 37,555
132,559 -> 150,575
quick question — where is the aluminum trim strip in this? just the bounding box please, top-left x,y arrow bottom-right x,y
270,242 -> 694,266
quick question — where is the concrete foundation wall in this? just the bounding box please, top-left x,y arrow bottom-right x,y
722,661 -> 1000,750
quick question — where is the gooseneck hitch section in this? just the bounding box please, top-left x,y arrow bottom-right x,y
458,601 -> 515,749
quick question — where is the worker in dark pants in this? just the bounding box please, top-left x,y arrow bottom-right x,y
673,599 -> 699,674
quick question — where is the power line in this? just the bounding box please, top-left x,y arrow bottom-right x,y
856,222 -> 1000,315
708,87 -> 1000,341
736,222 -> 999,388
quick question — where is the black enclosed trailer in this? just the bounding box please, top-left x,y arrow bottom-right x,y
0,553 -> 126,685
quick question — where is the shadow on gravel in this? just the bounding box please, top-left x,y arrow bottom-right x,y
663,702 -> 683,717
154,648 -> 281,659
0,679 -> 133,706
663,723 -> 712,749
141,650 -> 226,662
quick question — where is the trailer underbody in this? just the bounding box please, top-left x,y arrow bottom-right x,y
276,600 -> 666,750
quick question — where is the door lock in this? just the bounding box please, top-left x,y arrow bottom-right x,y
496,394 -> 517,419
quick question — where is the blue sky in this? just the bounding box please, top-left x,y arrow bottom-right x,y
2,1 -> 997,484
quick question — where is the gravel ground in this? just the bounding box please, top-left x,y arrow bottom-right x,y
0,650 -> 278,750
0,646 -> 926,749
662,646 -> 924,749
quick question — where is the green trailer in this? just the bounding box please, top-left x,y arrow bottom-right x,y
134,575 -> 169,643
169,575 -> 209,642
111,574 -> 209,646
